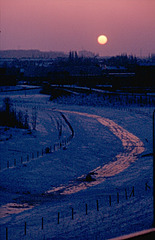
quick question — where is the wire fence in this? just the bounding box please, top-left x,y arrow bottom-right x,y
0,106 -> 74,172
1,181 -> 153,240
0,120 -> 74,172
0,94 -> 154,239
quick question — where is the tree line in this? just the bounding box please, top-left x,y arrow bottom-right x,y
0,98 -> 37,130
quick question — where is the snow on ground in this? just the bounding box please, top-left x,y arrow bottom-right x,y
0,86 -> 154,239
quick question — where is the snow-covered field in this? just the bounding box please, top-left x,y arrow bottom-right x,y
0,86 -> 154,240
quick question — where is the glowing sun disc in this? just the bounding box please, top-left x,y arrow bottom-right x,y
97,35 -> 108,45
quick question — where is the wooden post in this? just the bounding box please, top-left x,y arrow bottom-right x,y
14,159 -> 16,166
42,217 -> 43,230
145,182 -> 151,191
21,157 -> 23,164
72,208 -> 74,220
6,227 -> 8,240
27,155 -> 29,162
129,187 -> 135,198
117,192 -> 119,203
153,110 -> 155,227
37,151 -> 39,157
86,204 -> 88,215
7,161 -> 9,169
24,222 -> 26,235
109,195 -> 111,206
58,212 -> 60,224
96,200 -> 99,211
125,188 -> 128,200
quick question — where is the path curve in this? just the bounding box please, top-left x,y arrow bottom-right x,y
47,110 -> 145,195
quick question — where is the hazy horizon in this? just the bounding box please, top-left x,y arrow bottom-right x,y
1,0 -> 155,57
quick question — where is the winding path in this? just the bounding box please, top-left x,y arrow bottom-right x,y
47,110 -> 145,195
0,109 -> 145,218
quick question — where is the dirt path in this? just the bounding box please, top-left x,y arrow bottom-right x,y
47,110 -> 145,195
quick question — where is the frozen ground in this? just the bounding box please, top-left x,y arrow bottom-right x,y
0,86 -> 154,239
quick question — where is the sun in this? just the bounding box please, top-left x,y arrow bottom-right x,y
97,35 -> 108,45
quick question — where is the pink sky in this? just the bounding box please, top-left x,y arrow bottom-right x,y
1,0 -> 155,56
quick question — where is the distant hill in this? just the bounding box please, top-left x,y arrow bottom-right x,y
0,49 -> 68,59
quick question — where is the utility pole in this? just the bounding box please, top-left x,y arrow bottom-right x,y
153,110 -> 155,227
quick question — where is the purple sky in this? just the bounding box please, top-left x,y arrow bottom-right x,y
1,0 -> 155,56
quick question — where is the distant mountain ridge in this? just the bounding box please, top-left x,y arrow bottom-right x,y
0,50 -> 68,59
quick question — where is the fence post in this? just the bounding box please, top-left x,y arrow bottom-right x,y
125,188 -> 128,200
96,200 -> 99,211
58,212 -> 60,224
24,222 -> 26,235
109,195 -> 111,206
129,187 -> 135,198
117,192 -> 119,203
72,208 -> 74,220
6,227 -> 8,240
14,159 -> 16,166
145,182 -> 151,191
7,161 -> 9,169
86,204 -> 88,215
42,217 -> 43,230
